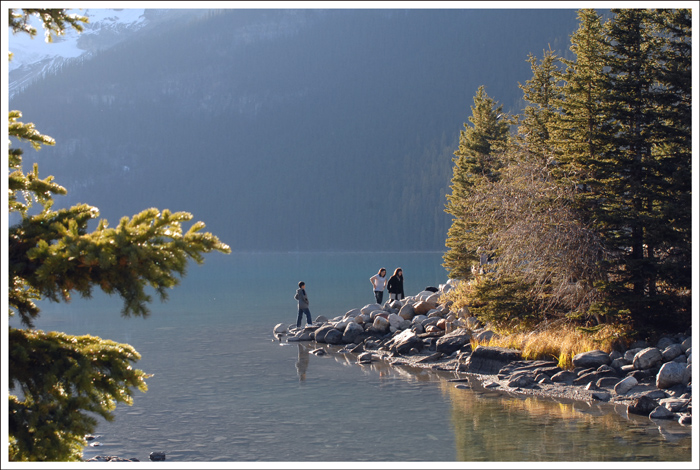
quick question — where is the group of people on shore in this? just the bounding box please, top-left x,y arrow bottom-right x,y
293,267 -> 405,328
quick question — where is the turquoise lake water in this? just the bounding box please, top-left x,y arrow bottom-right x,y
11,252 -> 693,463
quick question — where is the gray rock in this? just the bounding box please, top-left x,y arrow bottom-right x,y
572,350 -> 611,369
358,352 -> 373,364
323,328 -> 343,345
551,371 -> 576,384
596,377 -> 619,388
474,330 -> 496,342
372,316 -> 390,333
659,398 -> 690,413
507,372 -> 536,388
273,323 -> 287,335
678,414 -> 692,426
672,354 -> 688,363
661,343 -> 684,362
592,391 -> 611,401
656,336 -> 676,350
680,336 -> 692,353
649,406 -> 675,420
342,321 -> 365,344
313,324 -> 336,343
633,347 -> 663,370
614,376 -> 638,395
385,330 -> 424,355
398,303 -> 416,321
609,350 -> 623,361
610,357 -> 630,370
462,346 -> 522,375
627,395 -> 657,416
436,330 -> 472,355
149,452 -> 166,461
343,308 -> 362,319
656,362 -> 688,389
624,348 -> 643,362
573,371 -> 601,386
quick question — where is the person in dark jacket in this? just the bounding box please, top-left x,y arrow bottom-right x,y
387,268 -> 405,301
294,281 -> 312,328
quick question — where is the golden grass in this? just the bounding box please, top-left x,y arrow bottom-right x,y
471,323 -> 628,370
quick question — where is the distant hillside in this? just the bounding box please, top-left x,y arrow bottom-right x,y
9,8 -> 581,252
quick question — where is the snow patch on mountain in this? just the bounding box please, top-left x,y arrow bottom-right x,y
8,8 -> 148,97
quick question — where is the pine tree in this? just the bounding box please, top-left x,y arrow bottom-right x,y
8,10 -> 231,461
589,9 -> 691,329
443,86 -> 510,279
554,8 -> 611,193
517,47 -> 562,165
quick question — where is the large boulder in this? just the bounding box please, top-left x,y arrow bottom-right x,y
572,350 -> 611,369
273,323 -> 287,335
343,308 -> 362,319
633,347 -> 663,370
398,303 -> 416,321
314,324 -> 339,343
372,316 -> 390,333
661,343 -> 684,362
462,346 -> 522,375
413,301 -> 434,316
656,362 -> 688,389
614,376 -> 638,395
385,330 -> 424,354
342,322 -> 365,344
436,329 -> 472,355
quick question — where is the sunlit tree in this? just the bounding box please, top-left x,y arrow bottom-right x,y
8,9 -> 231,461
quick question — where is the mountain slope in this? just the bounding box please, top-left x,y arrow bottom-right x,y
8,8 -> 582,252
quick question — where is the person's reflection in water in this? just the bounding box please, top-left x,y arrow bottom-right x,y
296,343 -> 310,381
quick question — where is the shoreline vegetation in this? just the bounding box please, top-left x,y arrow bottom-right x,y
274,281 -> 693,428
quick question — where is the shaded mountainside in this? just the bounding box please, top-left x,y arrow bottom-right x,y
9,9 -> 580,251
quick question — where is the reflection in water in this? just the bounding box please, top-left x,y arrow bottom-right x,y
439,379 -> 692,462
296,343 -> 310,381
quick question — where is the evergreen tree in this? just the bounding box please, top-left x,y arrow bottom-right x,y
443,86 -> 510,279
8,10 -> 231,461
554,8 -> 611,192
589,8 -> 691,329
517,47 -> 562,165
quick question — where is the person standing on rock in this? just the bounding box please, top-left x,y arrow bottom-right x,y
370,268 -> 387,304
387,267 -> 405,301
294,281 -> 312,328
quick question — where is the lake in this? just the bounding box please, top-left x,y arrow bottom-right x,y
12,252 -> 693,463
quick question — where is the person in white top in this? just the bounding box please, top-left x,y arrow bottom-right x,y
370,268 -> 387,304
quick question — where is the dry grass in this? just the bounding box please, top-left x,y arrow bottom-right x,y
471,323 -> 629,370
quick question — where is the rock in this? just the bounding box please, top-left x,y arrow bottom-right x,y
632,347 -> 663,370
435,329 -> 472,355
462,346 -> 522,375
273,323 -> 287,335
387,313 -> 402,329
508,372 -> 536,388
627,396 -> 658,416
596,377 -> 620,388
149,452 -> 166,461
314,315 -> 329,324
361,304 -> 382,316
678,414 -> 692,426
385,330 -> 424,355
573,371 -> 600,386
614,376 -> 638,395
572,350 -> 611,369
372,316 -> 390,333
656,336 -> 676,350
343,308 -> 362,319
592,392 -> 611,401
624,348 -> 643,362
474,330 -> 496,342
314,324 -> 337,343
358,352 -> 373,364
649,406 -> 676,420
680,336 -> 692,353
551,371 -> 576,384
413,300 -> 434,316
661,343 -> 684,362
656,362 -> 688,389
87,456 -> 140,462
342,321 -> 365,344
324,328 -> 343,345
659,398 -> 690,413
398,303 -> 416,321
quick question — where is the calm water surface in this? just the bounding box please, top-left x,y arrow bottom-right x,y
16,252 -> 693,462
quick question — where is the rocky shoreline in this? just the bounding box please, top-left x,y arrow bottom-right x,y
275,281 -> 693,427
